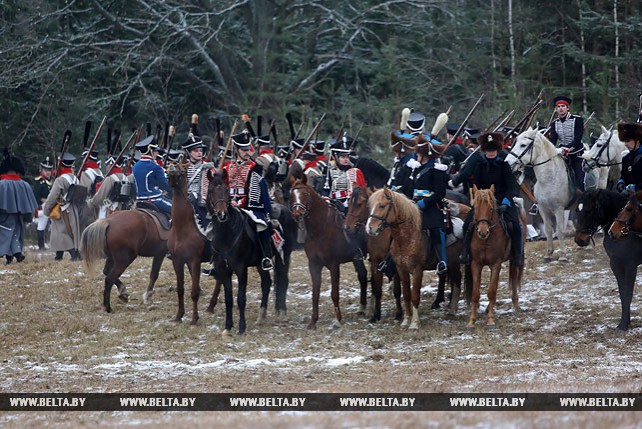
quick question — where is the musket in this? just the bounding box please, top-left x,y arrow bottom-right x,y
269,119 -> 280,153
75,116 -> 107,180
112,129 -> 122,153
162,122 -> 170,150
485,109 -> 507,132
348,123 -> 365,152
637,93 -> 642,123
162,125 -> 177,166
293,113 -> 327,160
504,99 -> 545,144
492,110 -> 515,132
583,111 -> 595,131
446,93 -> 484,147
106,128 -> 138,177
82,121 -> 92,150
216,120 -> 238,170
53,130 -> 72,180
124,126 -> 144,175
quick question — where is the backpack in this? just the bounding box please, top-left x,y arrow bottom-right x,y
109,179 -> 135,203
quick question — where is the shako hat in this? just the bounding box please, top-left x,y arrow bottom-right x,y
136,135 -> 158,154
406,112 -> 426,133
60,152 -> 76,167
231,130 -> 252,150
40,156 -> 54,170
553,95 -> 572,107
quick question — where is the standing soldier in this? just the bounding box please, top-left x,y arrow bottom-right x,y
548,95 -> 585,191
79,148 -> 104,198
33,156 -> 54,250
43,153 -> 82,261
224,130 -> 274,270
0,150 -> 38,263
132,136 -> 172,215
324,137 -> 366,211
182,114 -> 214,229
89,154 -> 136,218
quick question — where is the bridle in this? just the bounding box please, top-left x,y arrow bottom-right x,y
366,191 -> 405,234
291,185 -> 311,220
508,134 -> 557,169
473,202 -> 497,240
584,130 -> 621,170
612,203 -> 637,238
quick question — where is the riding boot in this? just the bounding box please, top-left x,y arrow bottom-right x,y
510,223 -> 524,267
258,229 -> 274,271
69,249 -> 81,261
5,255 -> 12,265
55,251 -> 64,261
13,252 -> 25,263
37,230 -> 45,250
430,228 -> 447,275
460,223 -> 473,265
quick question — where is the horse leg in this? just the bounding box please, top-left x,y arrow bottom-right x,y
447,265 -> 463,316
611,260 -> 635,330
256,268 -> 271,326
207,278 -> 222,313
307,261 -> 323,330
172,260 -> 185,322
466,262 -> 483,329
400,270 -> 412,328
237,267 -> 248,335
431,273 -> 446,310
274,255 -> 289,323
142,253 -> 164,305
103,255 -> 132,313
104,257 -> 129,304
485,263 -> 502,328
509,264 -> 522,312
187,259 -> 201,325
353,259 -> 368,316
393,274 -> 403,321
409,268 -> 424,330
554,208 -> 568,262
221,273 -> 235,336
330,263 -> 342,328
540,208 -> 556,262
369,260 -> 383,323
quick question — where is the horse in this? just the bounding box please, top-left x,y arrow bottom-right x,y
608,191 -> 642,239
166,159 -> 211,325
466,185 -> 524,329
505,128 -> 575,262
80,209 -> 168,313
364,188 -> 465,330
289,178 -> 368,329
205,169 -> 295,335
344,187 -> 403,322
582,126 -> 625,190
574,189 -> 640,330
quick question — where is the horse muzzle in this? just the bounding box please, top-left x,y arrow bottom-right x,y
216,211 -> 228,222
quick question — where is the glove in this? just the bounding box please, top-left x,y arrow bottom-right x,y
501,197 -> 512,207
557,147 -> 569,156
417,199 -> 426,210
616,179 -> 626,193
498,204 -> 509,214
447,179 -> 455,189
625,184 -> 636,194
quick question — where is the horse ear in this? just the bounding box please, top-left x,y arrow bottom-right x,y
206,168 -> 215,182
301,173 -> 307,185
490,184 -> 495,194
601,125 -> 608,135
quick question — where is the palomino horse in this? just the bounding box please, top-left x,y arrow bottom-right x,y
582,126 -> 625,190
467,185 -> 524,328
80,209 -> 167,313
344,187 -> 402,323
575,189 -> 640,330
205,170 -> 296,335
365,188 -> 465,330
290,178 -> 368,329
166,160 -> 211,325
505,128 -> 575,262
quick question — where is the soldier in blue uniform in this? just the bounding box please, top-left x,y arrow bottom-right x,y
132,136 -> 172,215
548,95 -> 585,191
615,122 -> 642,194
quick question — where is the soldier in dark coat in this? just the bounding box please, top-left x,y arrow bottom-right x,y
616,122 -> 642,194
33,156 -> 54,249
0,149 -> 38,263
548,95 -> 585,191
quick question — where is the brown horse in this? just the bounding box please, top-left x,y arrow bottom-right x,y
467,185 -> 524,328
365,188 -> 465,330
166,160 -> 211,325
80,210 -> 167,313
289,178 -> 368,329
608,191 -> 642,239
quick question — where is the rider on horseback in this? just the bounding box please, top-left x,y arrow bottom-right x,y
615,122 -> 642,195
549,95 -> 585,191
462,132 -> 524,267
182,114 -> 214,230
324,136 -> 366,211
132,136 -> 172,215
224,130 -> 274,271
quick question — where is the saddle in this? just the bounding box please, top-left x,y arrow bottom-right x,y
136,207 -> 171,241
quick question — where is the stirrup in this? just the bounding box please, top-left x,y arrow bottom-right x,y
436,261 -> 447,275
528,204 -> 539,216
261,257 -> 273,271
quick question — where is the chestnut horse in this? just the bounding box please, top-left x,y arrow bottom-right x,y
575,189 -> 641,330
205,170 -> 295,335
467,185 -> 524,328
365,188 -> 465,330
608,191 -> 642,239
344,187 -> 402,323
289,178 -> 368,329
80,209 -> 167,313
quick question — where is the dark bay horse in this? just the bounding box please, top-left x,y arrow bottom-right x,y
80,210 -> 167,313
289,178 -> 368,329
576,190 -> 642,330
205,170 -> 295,335
467,185 -> 524,328
344,187 -> 402,323
365,188 -> 465,330
608,191 -> 642,239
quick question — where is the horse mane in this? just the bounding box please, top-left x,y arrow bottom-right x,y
369,188 -> 421,229
532,129 -> 558,159
473,188 -> 497,212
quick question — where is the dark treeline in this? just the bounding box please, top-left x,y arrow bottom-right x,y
1,0 -> 640,172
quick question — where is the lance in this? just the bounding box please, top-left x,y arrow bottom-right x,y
53,130 -> 72,180
106,128 -> 138,177
76,116 -> 107,180
162,125 -> 177,166
293,113 -> 327,160
216,120 -> 238,170
446,93 -> 485,147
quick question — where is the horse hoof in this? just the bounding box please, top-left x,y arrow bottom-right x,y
118,294 -> 129,303
558,257 -> 569,263
190,319 -> 199,326
543,257 -> 553,263
616,323 -> 630,331
103,306 -> 112,313
409,323 -> 419,330
206,307 -> 215,314
222,329 -> 233,337
173,317 -> 182,323
330,320 -> 342,330
307,323 -> 317,330
486,324 -> 497,330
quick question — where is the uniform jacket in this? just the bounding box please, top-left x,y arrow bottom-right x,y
470,157 -> 518,203
409,161 -> 448,230
43,171 -> 82,251
132,156 -> 172,201
549,113 -> 584,155
225,160 -> 272,219
621,147 -> 642,190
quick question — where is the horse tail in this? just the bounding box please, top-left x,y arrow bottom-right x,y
80,219 -> 109,275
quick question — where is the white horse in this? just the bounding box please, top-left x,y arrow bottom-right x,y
505,128 -> 575,262
582,126 -> 626,190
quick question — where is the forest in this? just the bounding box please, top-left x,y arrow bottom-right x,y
1,0 -> 640,171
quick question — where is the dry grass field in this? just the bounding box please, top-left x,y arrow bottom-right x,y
1,235 -> 641,428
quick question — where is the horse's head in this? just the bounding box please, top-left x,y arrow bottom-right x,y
206,168 -> 230,222
608,192 -> 642,240
506,128 -> 556,173
289,179 -> 310,223
582,126 -> 624,171
574,190 -> 604,246
365,187 -> 395,236
472,185 -> 497,240
167,157 -> 189,188
344,187 -> 370,233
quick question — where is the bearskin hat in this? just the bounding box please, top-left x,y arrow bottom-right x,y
0,148 -> 25,176
477,132 -> 504,152
617,122 -> 642,142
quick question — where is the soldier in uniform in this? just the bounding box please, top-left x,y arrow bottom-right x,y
224,130 -> 274,270
324,137 -> 366,211
43,153 -> 82,261
0,150 -> 38,263
615,122 -> 642,194
89,154 -> 135,218
33,156 -> 54,250
463,132 -> 524,267
132,136 -> 172,215
79,148 -> 104,198
182,115 -> 214,229
548,95 -> 585,191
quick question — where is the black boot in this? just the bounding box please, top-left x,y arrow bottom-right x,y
55,251 -> 64,261
258,230 -> 274,271
510,223 -> 524,267
5,255 -> 12,265
14,253 -> 25,263
69,249 -> 81,261
37,230 -> 45,250
460,225 -> 473,265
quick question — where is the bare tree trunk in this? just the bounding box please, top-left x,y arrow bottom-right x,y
614,0 -> 620,118
576,0 -> 588,115
508,0 -> 516,93
491,0 -> 497,93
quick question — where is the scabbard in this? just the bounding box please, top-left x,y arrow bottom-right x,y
61,209 -> 74,241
